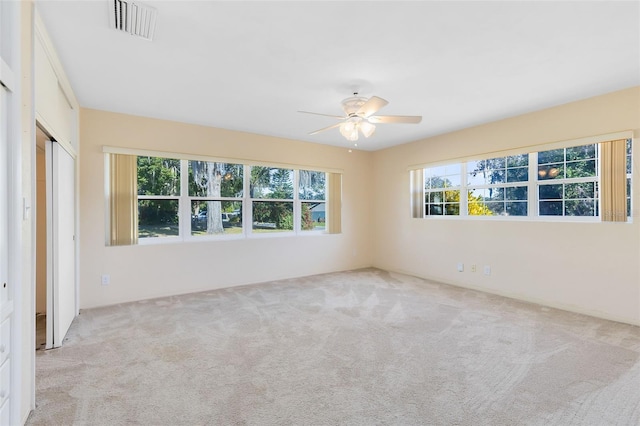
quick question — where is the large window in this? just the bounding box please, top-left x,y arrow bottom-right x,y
418,138 -> 632,221
107,151 -> 338,245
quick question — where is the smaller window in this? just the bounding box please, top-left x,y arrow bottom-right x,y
299,170 -> 326,231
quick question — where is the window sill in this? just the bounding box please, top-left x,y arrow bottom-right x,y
417,216 -> 632,224
110,229 -> 332,247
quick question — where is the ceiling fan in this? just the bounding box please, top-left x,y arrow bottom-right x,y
299,93 -> 422,144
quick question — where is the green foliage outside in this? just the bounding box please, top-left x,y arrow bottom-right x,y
467,154 -> 528,216
465,192 -> 494,216
537,145 -> 598,216
251,167 -> 294,230
137,156 -> 180,227
301,203 -> 315,230
137,159 -> 328,235
425,188 -> 494,216
189,161 -> 243,234
427,154 -> 530,216
189,162 -> 243,198
427,146 -> 602,217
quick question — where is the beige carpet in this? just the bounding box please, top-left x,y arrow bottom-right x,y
27,268 -> 640,425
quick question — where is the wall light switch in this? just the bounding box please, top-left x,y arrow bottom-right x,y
456,263 -> 464,272
483,266 -> 491,276
101,274 -> 110,286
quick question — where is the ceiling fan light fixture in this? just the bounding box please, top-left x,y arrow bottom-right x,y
300,93 -> 421,144
340,120 -> 359,141
342,128 -> 359,141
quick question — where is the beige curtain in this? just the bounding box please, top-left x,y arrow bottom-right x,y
410,169 -> 424,218
327,173 -> 342,234
600,139 -> 627,222
109,154 -> 138,245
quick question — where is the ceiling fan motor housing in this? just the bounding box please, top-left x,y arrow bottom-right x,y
342,96 -> 368,116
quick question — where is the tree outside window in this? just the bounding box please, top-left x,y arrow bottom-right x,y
137,156 -> 180,238
189,161 -> 243,236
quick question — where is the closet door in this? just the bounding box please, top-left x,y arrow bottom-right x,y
0,84 -> 8,308
0,1 -> 21,423
0,74 -> 11,425
47,141 -> 76,347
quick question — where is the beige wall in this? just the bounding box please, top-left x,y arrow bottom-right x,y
372,87 -> 640,325
79,109 -> 373,308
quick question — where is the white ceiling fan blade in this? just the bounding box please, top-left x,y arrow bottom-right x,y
298,111 -> 345,119
356,96 -> 388,118
368,115 -> 422,124
309,122 -> 342,135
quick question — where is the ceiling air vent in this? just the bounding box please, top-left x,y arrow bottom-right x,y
109,0 -> 157,41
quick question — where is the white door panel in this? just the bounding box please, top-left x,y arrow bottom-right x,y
0,87 -> 7,307
46,141 -> 76,348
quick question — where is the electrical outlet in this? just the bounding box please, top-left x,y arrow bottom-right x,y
456,262 -> 464,272
101,274 -> 110,286
483,266 -> 491,276
471,264 -> 476,273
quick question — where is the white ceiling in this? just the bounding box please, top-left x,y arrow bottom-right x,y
35,1 -> 639,151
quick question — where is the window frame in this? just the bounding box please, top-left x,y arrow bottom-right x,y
536,144 -> 599,219
466,154 -> 530,217
415,136 -> 633,223
105,148 -> 335,245
424,163 -> 462,217
298,169 -> 328,233
185,159 -> 246,241
248,165 -> 297,237
136,155 -> 182,243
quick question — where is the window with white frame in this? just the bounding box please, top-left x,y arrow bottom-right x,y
537,144 -> 598,217
424,164 -> 461,216
417,138 -> 632,221
250,166 -> 295,233
189,161 -> 243,236
467,154 -> 528,216
299,170 -> 327,231
107,151 -> 336,245
137,156 -> 181,238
